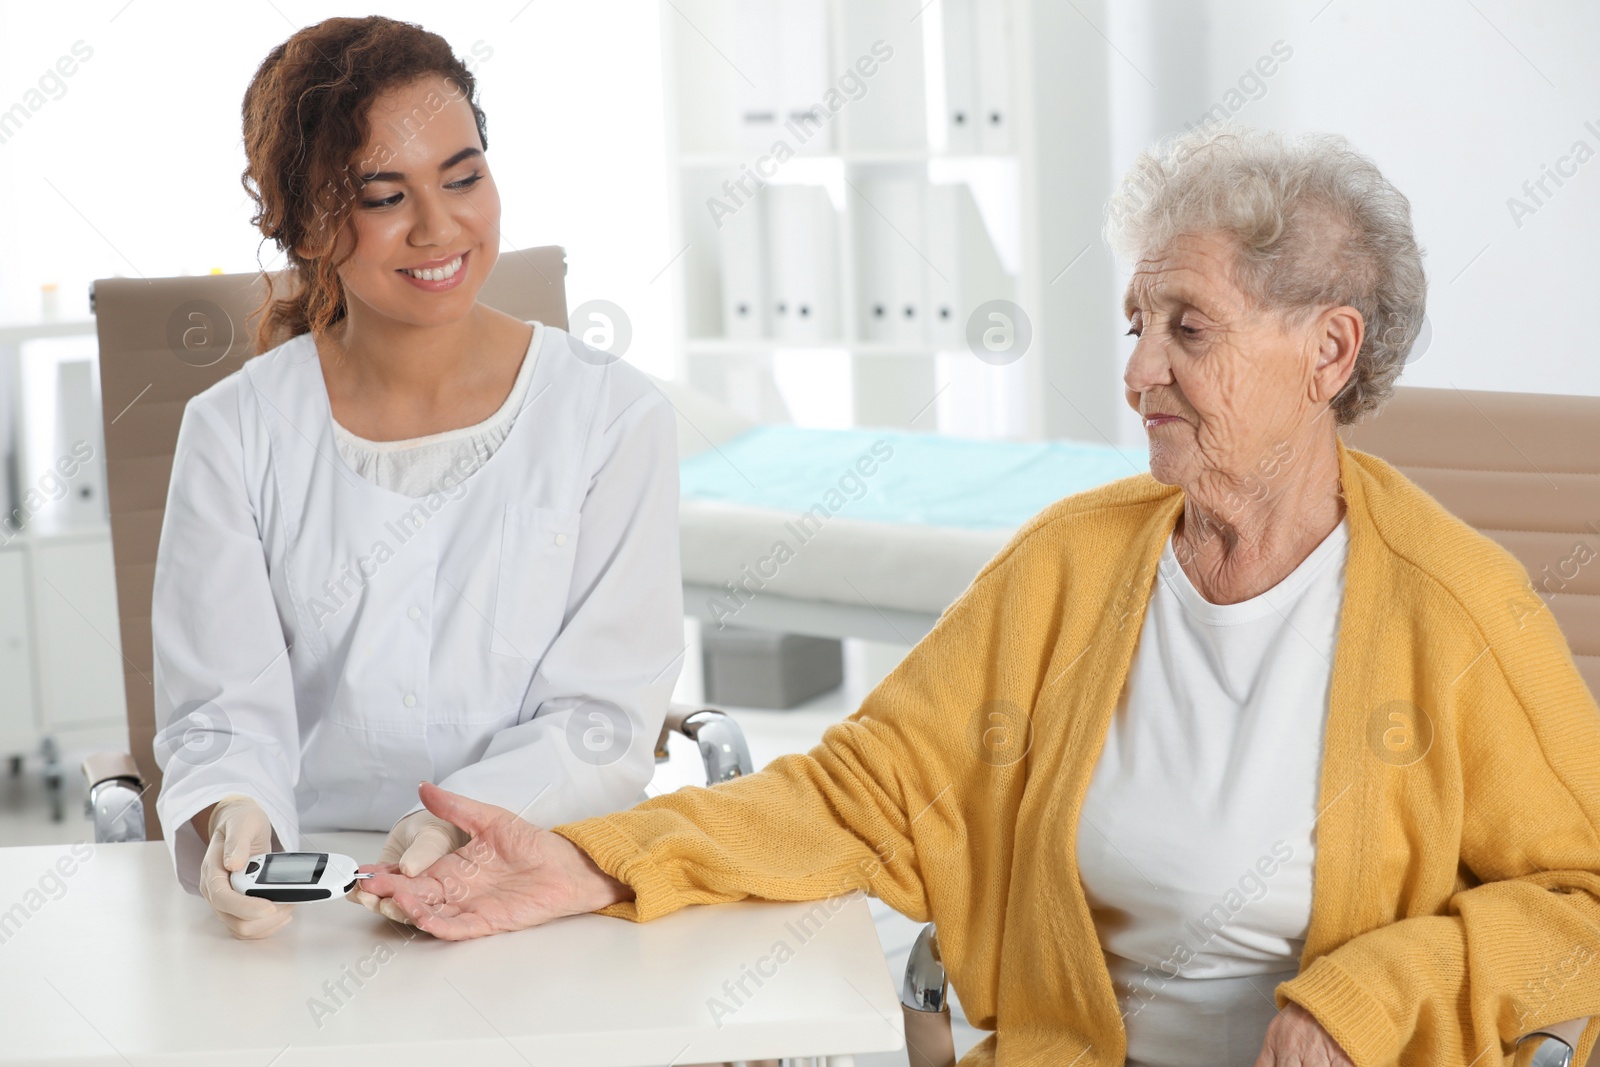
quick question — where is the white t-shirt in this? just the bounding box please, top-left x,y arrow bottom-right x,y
331,324 -> 540,497
1076,517 -> 1350,1067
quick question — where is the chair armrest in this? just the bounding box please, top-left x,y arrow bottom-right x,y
654,704 -> 691,761
1517,1016 -> 1591,1067
902,923 -> 957,1067
654,704 -> 755,783
81,751 -> 141,790
79,751 -> 147,844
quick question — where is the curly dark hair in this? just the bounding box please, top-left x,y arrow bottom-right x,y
240,16 -> 489,351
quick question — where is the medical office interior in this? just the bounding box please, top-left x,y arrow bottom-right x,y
0,1 -> 1597,1065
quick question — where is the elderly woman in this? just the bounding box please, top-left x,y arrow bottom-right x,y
363,127 -> 1600,1067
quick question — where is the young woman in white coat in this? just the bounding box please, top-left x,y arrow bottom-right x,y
151,16 -> 683,938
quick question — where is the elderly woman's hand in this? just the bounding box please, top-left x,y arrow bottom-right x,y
357,782 -> 635,940
1253,1002 -> 1354,1067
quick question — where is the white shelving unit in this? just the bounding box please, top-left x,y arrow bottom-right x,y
0,319 -> 127,819
658,0 -> 1046,438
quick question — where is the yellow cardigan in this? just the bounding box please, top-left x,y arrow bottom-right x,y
552,439 -> 1600,1066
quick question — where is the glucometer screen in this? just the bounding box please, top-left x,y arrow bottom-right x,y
258,853 -> 326,885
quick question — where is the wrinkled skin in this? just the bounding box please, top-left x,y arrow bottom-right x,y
1253,1001 -> 1357,1067
1123,230 -> 1363,605
358,782 -> 633,942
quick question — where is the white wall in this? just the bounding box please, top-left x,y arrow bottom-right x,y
0,0 -> 674,376
4,1 -> 1595,439
1103,0 -> 1600,447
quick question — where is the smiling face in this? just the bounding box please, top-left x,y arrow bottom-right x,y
1121,230 -> 1357,497
310,73 -> 500,331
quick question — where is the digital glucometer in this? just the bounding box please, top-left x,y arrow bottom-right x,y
229,852 -> 373,902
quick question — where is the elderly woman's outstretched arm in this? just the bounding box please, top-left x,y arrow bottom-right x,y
541,535 -> 1052,930
364,497 -> 1071,949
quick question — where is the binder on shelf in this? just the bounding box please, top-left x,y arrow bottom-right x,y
776,0 -> 833,153
735,0 -> 784,151
853,177 -> 928,345
53,359 -> 106,530
924,182 -> 1012,350
974,0 -> 1013,153
835,0 -> 927,151
767,184 -> 840,344
941,0 -> 981,154
924,182 -> 964,349
718,197 -> 770,340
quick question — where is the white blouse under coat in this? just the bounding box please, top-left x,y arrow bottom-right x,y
330,325 -> 540,498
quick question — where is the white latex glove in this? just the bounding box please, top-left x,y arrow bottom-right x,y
349,808 -> 469,924
198,794 -> 292,940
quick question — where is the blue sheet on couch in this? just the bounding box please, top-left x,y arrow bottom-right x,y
679,425 -> 1148,531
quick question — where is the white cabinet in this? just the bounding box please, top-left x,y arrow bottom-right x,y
0,527 -> 127,755
28,530 -> 126,730
0,547 -> 39,753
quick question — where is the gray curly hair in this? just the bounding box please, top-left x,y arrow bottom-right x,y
1104,126 -> 1427,424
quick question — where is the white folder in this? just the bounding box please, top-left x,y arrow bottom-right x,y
924,182 -> 1011,349
54,359 -> 105,528
941,0 -> 981,154
717,197 -> 770,340
735,0 -> 784,151
974,0 -> 1013,153
776,0 -> 833,153
835,0 -> 926,150
767,184 -> 840,343
923,183 -> 965,348
855,177 -> 928,344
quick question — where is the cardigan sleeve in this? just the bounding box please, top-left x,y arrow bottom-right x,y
548,525 -> 1049,935
1275,599 -> 1600,1067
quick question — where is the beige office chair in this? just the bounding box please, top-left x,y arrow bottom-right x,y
1342,386 -> 1600,699
899,386 -> 1600,1067
1344,386 -> 1600,1067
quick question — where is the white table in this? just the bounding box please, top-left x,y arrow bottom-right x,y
0,832 -> 906,1066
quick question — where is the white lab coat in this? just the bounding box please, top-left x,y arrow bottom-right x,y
152,322 -> 683,892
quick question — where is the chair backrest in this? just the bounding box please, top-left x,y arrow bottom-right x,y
93,246 -> 569,838
1341,385 -> 1600,699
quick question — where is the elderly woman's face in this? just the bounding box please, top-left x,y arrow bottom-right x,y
1122,231 -> 1335,491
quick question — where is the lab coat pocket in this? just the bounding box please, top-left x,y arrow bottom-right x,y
490,504 -> 581,661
